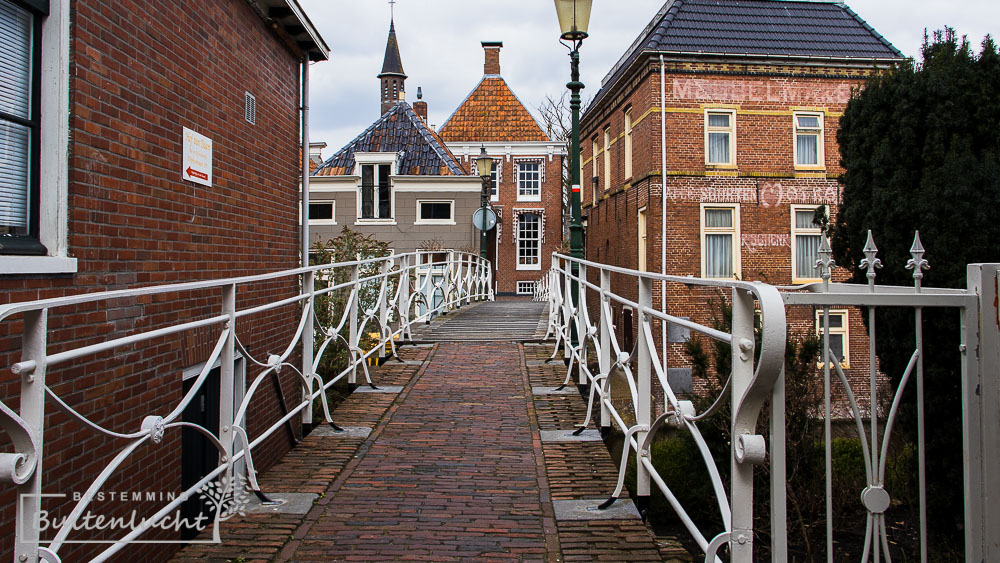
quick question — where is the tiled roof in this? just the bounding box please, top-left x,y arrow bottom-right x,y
312,102 -> 467,177
379,20 -> 406,78
591,0 -> 905,109
437,77 -> 549,143
645,0 -> 902,58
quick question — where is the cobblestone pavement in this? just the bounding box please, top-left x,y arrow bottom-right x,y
169,330 -> 688,561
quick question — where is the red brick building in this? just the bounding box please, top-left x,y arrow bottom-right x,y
580,0 -> 904,394
438,42 -> 567,296
0,0 -> 327,558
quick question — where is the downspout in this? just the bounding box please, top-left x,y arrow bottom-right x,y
301,59 -> 311,267
300,58 -> 314,432
659,54 -> 667,354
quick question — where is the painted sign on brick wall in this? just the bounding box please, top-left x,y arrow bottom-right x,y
673,78 -> 852,105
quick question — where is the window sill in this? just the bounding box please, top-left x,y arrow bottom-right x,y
516,264 -> 542,271
354,220 -> 397,226
309,220 -> 338,226
792,277 -> 822,285
0,255 -> 78,275
517,196 -> 542,203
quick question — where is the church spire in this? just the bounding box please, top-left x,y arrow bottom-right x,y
378,19 -> 407,115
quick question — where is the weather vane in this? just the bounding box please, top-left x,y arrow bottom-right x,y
389,0 -> 396,20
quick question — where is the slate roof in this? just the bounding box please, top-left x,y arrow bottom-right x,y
438,77 -> 549,143
312,102 -> 467,177
378,20 -> 406,78
592,0 -> 905,108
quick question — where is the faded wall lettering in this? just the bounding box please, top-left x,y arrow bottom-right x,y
672,78 -> 853,105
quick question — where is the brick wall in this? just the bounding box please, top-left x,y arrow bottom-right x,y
579,60 -> 881,409
491,155 -> 564,295
0,0 -> 307,559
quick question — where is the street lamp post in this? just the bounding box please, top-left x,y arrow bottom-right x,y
554,0 -> 592,349
476,147 -> 493,261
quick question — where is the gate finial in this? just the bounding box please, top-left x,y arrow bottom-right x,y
906,231 -> 930,289
859,230 -> 882,289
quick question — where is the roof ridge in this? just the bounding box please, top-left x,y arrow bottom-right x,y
439,76 -> 549,142
601,0 -> 681,89
400,103 -> 466,175
495,76 -> 550,141
438,76 -> 487,134
322,107 -> 397,167
837,3 -> 906,58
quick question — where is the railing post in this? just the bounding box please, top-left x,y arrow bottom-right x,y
399,255 -> 410,335
635,275 -> 653,515
302,270 -> 315,429
423,254 -> 434,320
578,262 -> 588,387
378,259 -> 390,364
964,264 -> 1000,561
599,269 -> 612,430
14,309 -> 46,563
220,284 -> 236,471
770,366 -> 787,562
563,257 -> 572,363
730,287 -> 757,562
349,262 -> 359,386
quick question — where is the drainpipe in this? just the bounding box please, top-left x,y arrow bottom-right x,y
659,54 -> 667,354
300,58 -> 314,433
301,59 -> 311,267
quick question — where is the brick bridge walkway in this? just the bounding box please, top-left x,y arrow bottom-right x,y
170,300 -> 690,562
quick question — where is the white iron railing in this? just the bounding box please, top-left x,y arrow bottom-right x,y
0,250 -> 493,562
545,231 -> 1000,562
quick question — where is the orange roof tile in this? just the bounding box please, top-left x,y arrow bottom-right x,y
438,77 -> 549,143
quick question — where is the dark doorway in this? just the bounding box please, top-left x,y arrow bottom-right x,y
180,368 -> 220,540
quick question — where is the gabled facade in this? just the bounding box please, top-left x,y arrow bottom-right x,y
580,0 -> 905,394
309,101 -> 481,253
438,42 -> 566,295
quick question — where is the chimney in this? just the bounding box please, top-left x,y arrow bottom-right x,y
309,142 -> 327,172
482,41 -> 503,75
413,87 -> 428,122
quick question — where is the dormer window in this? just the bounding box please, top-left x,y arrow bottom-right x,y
356,155 -> 395,222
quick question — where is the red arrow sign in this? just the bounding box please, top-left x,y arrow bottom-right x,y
186,167 -> 208,181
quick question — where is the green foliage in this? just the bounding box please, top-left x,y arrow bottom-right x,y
309,227 -> 392,419
832,28 -> 1000,550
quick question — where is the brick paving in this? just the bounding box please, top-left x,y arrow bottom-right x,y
169,326 -> 680,561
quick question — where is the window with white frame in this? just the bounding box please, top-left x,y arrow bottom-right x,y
701,204 -> 740,279
472,158 -> 501,200
516,281 -> 535,295
1,0 -> 43,254
816,309 -> 849,367
603,126 -> 611,191
794,112 -> 824,168
705,110 -> 735,166
637,207 -> 647,272
791,205 -> 826,282
517,212 -> 541,269
359,163 -> 392,220
308,201 -> 336,225
591,137 -> 599,180
415,200 -> 454,225
624,108 -> 633,180
516,159 -> 541,200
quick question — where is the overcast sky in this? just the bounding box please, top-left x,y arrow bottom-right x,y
298,0 -> 999,157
